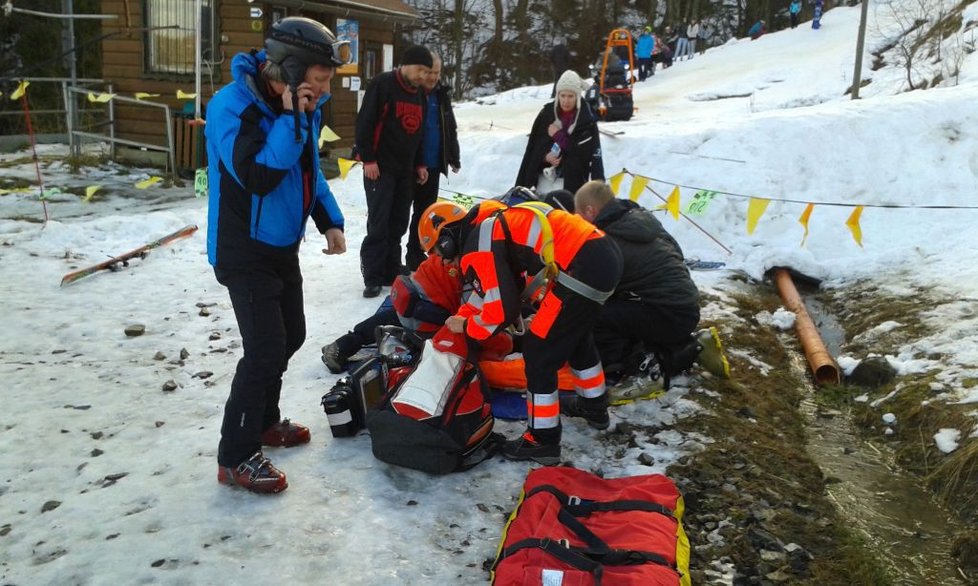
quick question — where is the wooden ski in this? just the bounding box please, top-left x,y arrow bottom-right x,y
60,224 -> 198,287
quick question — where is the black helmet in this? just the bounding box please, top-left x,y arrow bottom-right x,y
265,17 -> 352,69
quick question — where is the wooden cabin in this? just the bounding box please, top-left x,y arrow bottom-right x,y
98,0 -> 418,171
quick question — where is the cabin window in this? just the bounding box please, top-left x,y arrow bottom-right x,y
143,0 -> 218,76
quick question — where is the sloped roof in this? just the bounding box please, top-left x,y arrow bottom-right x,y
274,0 -> 419,22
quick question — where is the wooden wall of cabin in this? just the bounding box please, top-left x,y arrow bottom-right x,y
100,1 -> 396,171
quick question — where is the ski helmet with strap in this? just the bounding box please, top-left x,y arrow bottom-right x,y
265,17 -> 352,72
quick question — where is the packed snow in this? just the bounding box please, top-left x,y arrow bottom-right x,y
2,2 -> 978,584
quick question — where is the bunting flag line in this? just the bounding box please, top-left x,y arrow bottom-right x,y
746,197 -> 770,234
318,125 -> 341,148
656,186 -> 681,220
628,175 -> 649,202
337,158 -> 359,180
176,89 -> 197,100
84,185 -> 101,202
11,80 -> 29,100
846,205 -> 864,247
134,92 -> 161,101
87,92 -> 116,103
798,203 -> 814,246
135,176 -> 163,189
608,172 -> 625,196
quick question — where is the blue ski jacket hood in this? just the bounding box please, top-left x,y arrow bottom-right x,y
205,50 -> 344,267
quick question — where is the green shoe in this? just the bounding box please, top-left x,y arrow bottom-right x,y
695,326 -> 731,378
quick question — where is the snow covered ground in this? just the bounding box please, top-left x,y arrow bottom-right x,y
2,2 -> 978,583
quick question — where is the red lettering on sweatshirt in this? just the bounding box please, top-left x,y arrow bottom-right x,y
396,101 -> 422,134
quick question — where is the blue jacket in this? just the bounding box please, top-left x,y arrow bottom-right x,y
790,0 -> 802,14
636,33 -> 654,58
205,50 -> 344,267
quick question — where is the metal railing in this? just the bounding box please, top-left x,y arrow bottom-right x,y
65,85 -> 177,177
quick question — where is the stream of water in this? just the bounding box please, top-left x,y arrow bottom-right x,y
798,296 -> 966,584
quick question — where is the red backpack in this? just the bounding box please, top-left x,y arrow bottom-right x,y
491,466 -> 691,586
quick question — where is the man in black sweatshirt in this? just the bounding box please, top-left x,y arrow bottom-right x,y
354,45 -> 432,298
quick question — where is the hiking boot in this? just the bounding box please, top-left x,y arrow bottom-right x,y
260,418 -> 310,447
322,341 -> 347,374
608,374 -> 665,406
560,394 -> 611,430
217,451 -> 288,494
501,431 -> 561,465
363,285 -> 382,298
695,326 -> 731,378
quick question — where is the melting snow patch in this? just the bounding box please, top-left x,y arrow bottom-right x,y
934,428 -> 961,453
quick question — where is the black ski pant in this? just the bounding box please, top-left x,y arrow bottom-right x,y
361,171 -> 415,288
215,258 -> 305,468
594,298 -> 699,374
334,305 -> 401,358
406,170 -> 441,271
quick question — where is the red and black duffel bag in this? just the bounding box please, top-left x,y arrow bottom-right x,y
491,466 -> 691,586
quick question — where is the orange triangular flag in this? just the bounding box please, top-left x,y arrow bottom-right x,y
608,172 -> 625,196
846,205 -> 864,247
798,203 -> 814,246
746,197 -> 770,234
628,176 -> 649,202
656,186 -> 681,220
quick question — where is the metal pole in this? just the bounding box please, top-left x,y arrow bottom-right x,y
108,82 -> 116,160
63,80 -> 76,156
164,105 -> 177,176
851,0 -> 870,99
194,0 -> 202,119
63,0 -> 77,84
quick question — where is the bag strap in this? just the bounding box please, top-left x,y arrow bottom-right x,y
492,484 -> 680,577
495,537 -> 605,585
526,484 -> 676,519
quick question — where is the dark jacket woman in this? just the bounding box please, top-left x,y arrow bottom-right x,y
515,99 -> 604,195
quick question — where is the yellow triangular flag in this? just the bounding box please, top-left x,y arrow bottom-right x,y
11,80 -> 29,100
135,176 -> 163,189
656,186 -> 681,220
84,185 -> 101,202
87,92 -> 116,103
846,205 -> 864,247
608,172 -> 625,196
746,197 -> 770,234
628,176 -> 649,202
798,203 -> 814,246
337,158 -> 359,180
318,125 -> 342,148
176,89 -> 197,100
134,92 -> 161,101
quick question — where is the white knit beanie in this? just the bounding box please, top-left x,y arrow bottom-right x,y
553,70 -> 583,132
555,69 -> 584,95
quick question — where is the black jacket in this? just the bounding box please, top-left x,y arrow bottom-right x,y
430,83 -> 461,177
353,69 -> 425,177
593,199 -> 698,309
515,100 -> 604,195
